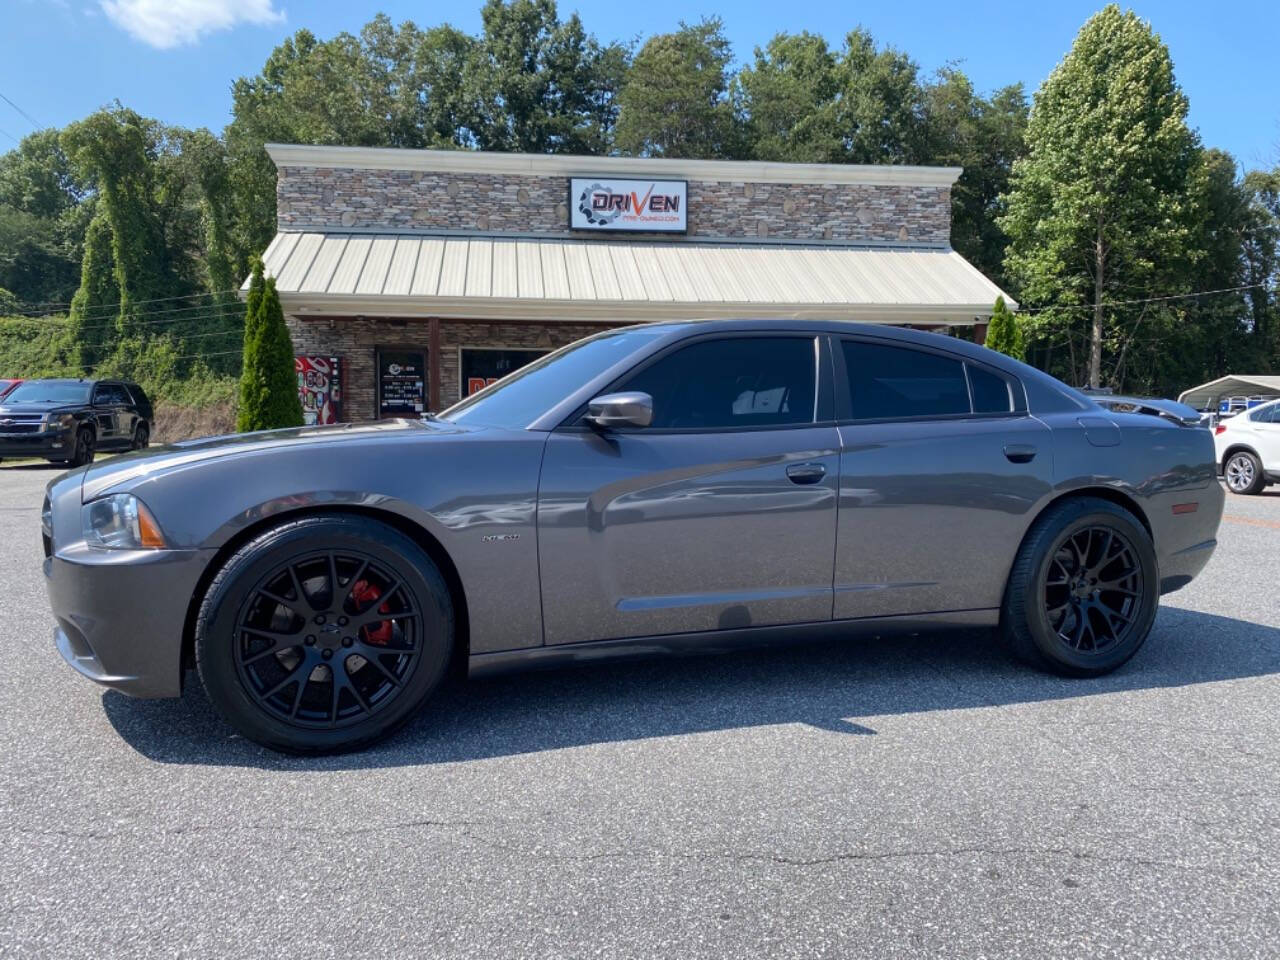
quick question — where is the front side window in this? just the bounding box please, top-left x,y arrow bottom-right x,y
617,337 -> 817,430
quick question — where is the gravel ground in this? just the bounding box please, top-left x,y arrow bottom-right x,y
1,462 -> 1277,959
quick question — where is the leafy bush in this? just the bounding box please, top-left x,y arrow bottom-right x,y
0,313 -> 238,440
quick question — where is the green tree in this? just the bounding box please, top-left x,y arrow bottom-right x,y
0,129 -> 87,306
470,0 -> 629,153
832,29 -> 926,164
739,32 -> 841,163
921,69 -> 1028,285
61,107 -> 176,339
237,261 -> 301,431
984,296 -> 1024,359
1001,6 -> 1200,392
615,18 -> 742,159
1241,167 -> 1280,366
67,209 -> 119,370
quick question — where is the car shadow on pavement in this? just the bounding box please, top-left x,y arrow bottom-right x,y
102,604 -> 1280,771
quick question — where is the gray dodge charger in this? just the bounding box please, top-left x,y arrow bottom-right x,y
43,320 -> 1224,753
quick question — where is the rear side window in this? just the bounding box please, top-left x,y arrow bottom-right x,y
968,364 -> 1014,413
93,383 -> 130,405
618,336 -> 817,430
842,341 -> 969,419
1249,402 -> 1280,423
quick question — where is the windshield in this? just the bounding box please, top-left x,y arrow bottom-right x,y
3,381 -> 93,404
440,328 -> 666,429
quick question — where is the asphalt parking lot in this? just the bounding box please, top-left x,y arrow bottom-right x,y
1,463 -> 1278,959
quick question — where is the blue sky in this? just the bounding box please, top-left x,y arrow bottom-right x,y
3,1 -> 1277,169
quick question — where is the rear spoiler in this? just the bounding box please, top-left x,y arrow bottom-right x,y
1092,395 -> 1204,427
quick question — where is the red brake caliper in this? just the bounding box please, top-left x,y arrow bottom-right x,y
349,579 -> 393,646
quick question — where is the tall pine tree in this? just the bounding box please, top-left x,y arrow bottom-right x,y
237,261 -> 302,431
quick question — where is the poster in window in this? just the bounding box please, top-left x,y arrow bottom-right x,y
461,348 -> 548,399
295,356 -> 343,425
378,350 -> 426,417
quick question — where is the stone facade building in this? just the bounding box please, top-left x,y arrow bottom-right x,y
255,144 -> 1011,423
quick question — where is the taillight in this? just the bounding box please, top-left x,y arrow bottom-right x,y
1214,424 -> 1226,435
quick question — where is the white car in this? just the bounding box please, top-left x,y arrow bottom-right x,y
1215,397 -> 1280,494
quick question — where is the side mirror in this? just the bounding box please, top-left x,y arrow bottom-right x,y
584,392 -> 653,429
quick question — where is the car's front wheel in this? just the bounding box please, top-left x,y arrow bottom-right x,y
67,427 -> 95,467
1223,450 -> 1265,495
195,514 -> 455,754
1000,497 -> 1158,677
132,424 -> 150,450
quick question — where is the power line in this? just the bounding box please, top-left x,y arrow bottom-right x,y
7,288 -> 243,317
5,302 -> 245,334
0,125 -> 18,145
1015,283 -> 1269,316
0,92 -> 42,129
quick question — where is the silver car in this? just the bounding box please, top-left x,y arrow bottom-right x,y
43,320 -> 1223,753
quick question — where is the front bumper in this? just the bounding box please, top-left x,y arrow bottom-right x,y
44,545 -> 215,698
0,429 -> 72,459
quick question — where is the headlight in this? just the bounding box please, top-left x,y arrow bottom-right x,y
82,494 -> 167,549
44,413 -> 75,431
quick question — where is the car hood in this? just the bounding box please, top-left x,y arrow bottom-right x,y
0,402 -> 82,417
79,418 -> 465,502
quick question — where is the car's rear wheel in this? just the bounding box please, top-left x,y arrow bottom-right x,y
67,427 -> 95,467
196,514 -> 454,754
999,497 -> 1158,677
1223,450 -> 1265,495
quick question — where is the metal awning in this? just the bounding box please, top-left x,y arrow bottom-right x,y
1177,375 -> 1280,409
251,231 -> 1014,325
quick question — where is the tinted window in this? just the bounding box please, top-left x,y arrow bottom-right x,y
968,364 -> 1014,413
94,383 -> 131,405
619,337 -> 816,430
4,380 -> 93,404
842,341 -> 969,419
443,328 -> 666,429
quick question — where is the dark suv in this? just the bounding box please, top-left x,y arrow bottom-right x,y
0,378 -> 153,467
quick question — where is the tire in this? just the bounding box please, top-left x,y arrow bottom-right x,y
999,497 -> 1158,678
67,427 -> 95,467
1223,450 -> 1265,495
195,514 -> 455,754
131,424 -> 150,450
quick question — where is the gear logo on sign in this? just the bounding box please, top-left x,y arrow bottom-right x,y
578,183 -> 621,226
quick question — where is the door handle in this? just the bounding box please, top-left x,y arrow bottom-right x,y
786,462 -> 827,485
1003,443 -> 1037,464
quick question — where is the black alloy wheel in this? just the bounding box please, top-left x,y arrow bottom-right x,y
1042,525 -> 1143,656
68,427 -> 95,467
132,424 -> 150,450
1000,497 -> 1158,677
196,514 -> 454,753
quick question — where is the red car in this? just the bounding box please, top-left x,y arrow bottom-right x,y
0,379 -> 22,400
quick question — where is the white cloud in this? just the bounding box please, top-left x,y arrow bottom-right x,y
99,0 -> 284,49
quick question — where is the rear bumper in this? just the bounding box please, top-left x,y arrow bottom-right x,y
44,545 -> 214,698
1158,538 -> 1217,594
0,429 -> 72,459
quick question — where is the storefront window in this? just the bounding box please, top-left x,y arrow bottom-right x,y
460,348 -> 548,400
377,349 -> 426,418
441,328 -> 665,430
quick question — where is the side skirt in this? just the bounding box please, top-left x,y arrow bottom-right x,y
468,608 -> 998,679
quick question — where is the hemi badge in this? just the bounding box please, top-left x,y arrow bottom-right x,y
1171,502 -> 1198,515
